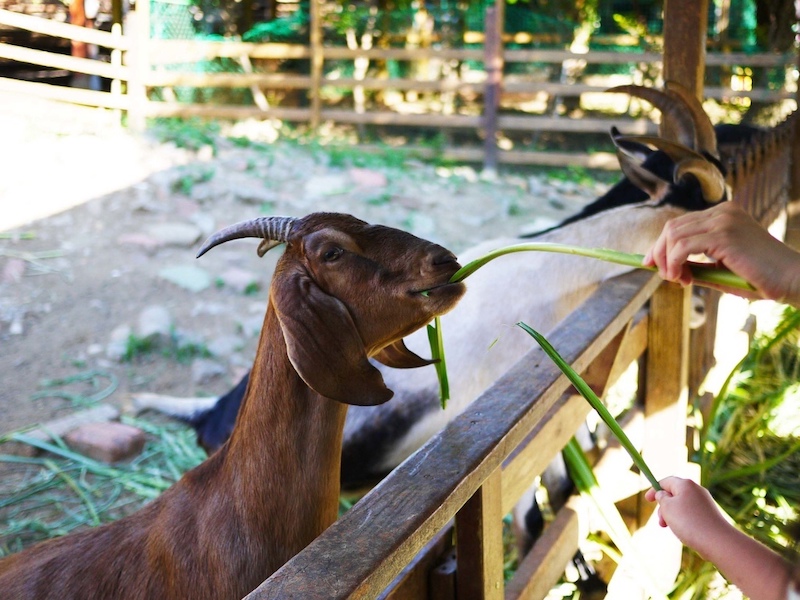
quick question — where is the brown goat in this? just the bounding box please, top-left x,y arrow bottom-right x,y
0,212 -> 466,600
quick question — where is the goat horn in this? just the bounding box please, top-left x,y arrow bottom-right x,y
674,158 -> 727,204
607,84 -> 698,151
663,81 -> 719,159
197,216 -> 297,258
613,135 -> 706,164
614,135 -> 726,203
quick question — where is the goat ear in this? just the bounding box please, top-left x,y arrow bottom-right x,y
273,270 -> 393,406
616,150 -> 671,200
373,339 -> 435,369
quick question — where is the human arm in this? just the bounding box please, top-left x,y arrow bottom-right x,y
642,202 -> 800,307
645,476 -> 791,600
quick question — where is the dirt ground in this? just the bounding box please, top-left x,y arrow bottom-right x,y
0,93 -> 610,435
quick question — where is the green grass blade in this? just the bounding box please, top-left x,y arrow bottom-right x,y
449,242 -> 754,292
564,438 -> 669,600
517,322 -> 662,491
426,316 -> 450,408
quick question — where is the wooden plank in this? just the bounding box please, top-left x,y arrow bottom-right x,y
456,468 -> 504,600
320,46 -> 484,62
0,8 -> 129,50
505,496 -> 584,600
127,0 -> 149,131
318,46 -> 793,68
313,110 -> 657,135
0,41 -> 129,79
501,392 -> 590,516
503,49 -> 662,65
143,102 -> 310,120
381,527 -> 453,600
704,51 -> 796,67
147,40 -> 310,64
323,77 -> 484,93
244,270 -> 661,600
309,0 -> 323,129
482,4 -> 503,174
497,115 -> 657,135
338,144 -> 620,170
643,282 -> 691,484
0,76 -> 130,109
662,0 -> 708,118
145,71 -> 311,89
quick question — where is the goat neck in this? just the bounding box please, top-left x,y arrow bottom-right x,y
221,306 -> 348,565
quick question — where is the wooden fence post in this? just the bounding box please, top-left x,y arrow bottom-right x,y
455,468 -> 504,600
482,3 -> 503,176
127,0 -> 150,131
309,0 -> 323,130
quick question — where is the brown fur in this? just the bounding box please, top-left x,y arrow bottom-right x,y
0,212 -> 465,600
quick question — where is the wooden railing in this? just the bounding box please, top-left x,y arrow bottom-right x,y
235,112 -> 797,599
0,5 -> 797,168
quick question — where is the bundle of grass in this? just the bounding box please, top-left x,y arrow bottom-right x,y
673,306 -> 800,599
0,417 -> 206,557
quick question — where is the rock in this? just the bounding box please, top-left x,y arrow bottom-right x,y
192,358 -> 226,385
2,258 -> 26,283
207,334 -> 244,358
118,233 -> 160,251
349,168 -> 387,188
64,421 -> 146,463
234,184 -> 280,206
137,305 -> 173,340
144,222 -> 202,247
238,314 -> 264,339
303,173 -> 351,199
218,267 -> 260,294
1,404 -> 120,458
159,265 -> 212,292
107,323 -> 132,361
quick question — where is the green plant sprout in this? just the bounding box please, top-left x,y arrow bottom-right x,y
518,322 -> 661,492
449,241 -> 754,292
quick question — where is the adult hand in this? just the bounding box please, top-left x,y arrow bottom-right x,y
643,202 -> 800,306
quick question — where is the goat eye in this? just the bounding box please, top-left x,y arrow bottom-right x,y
322,247 -> 343,262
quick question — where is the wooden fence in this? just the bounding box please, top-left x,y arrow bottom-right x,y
0,4 -> 797,168
239,111 -> 798,599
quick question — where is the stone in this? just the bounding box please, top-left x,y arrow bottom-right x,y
0,404 -> 121,457
137,305 -> 173,340
159,265 -> 212,293
349,167 -> 387,188
218,267 -> 260,293
192,358 -> 227,384
107,323 -> 132,361
207,334 -> 244,357
64,421 -> 146,463
303,173 -> 351,199
144,222 -> 202,247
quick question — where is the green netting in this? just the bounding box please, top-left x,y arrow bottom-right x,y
150,0 -> 195,40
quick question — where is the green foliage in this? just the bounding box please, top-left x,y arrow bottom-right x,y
243,6 -> 309,43
123,331 -> 211,364
172,166 -> 216,195
149,118 -> 221,154
674,305 -> 800,598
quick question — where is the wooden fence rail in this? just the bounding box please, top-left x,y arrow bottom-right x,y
0,5 -> 797,167
239,110 -> 797,599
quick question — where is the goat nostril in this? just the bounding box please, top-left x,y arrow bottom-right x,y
432,250 -> 458,266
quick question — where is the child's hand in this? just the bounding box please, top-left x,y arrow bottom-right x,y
645,476 -> 729,557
